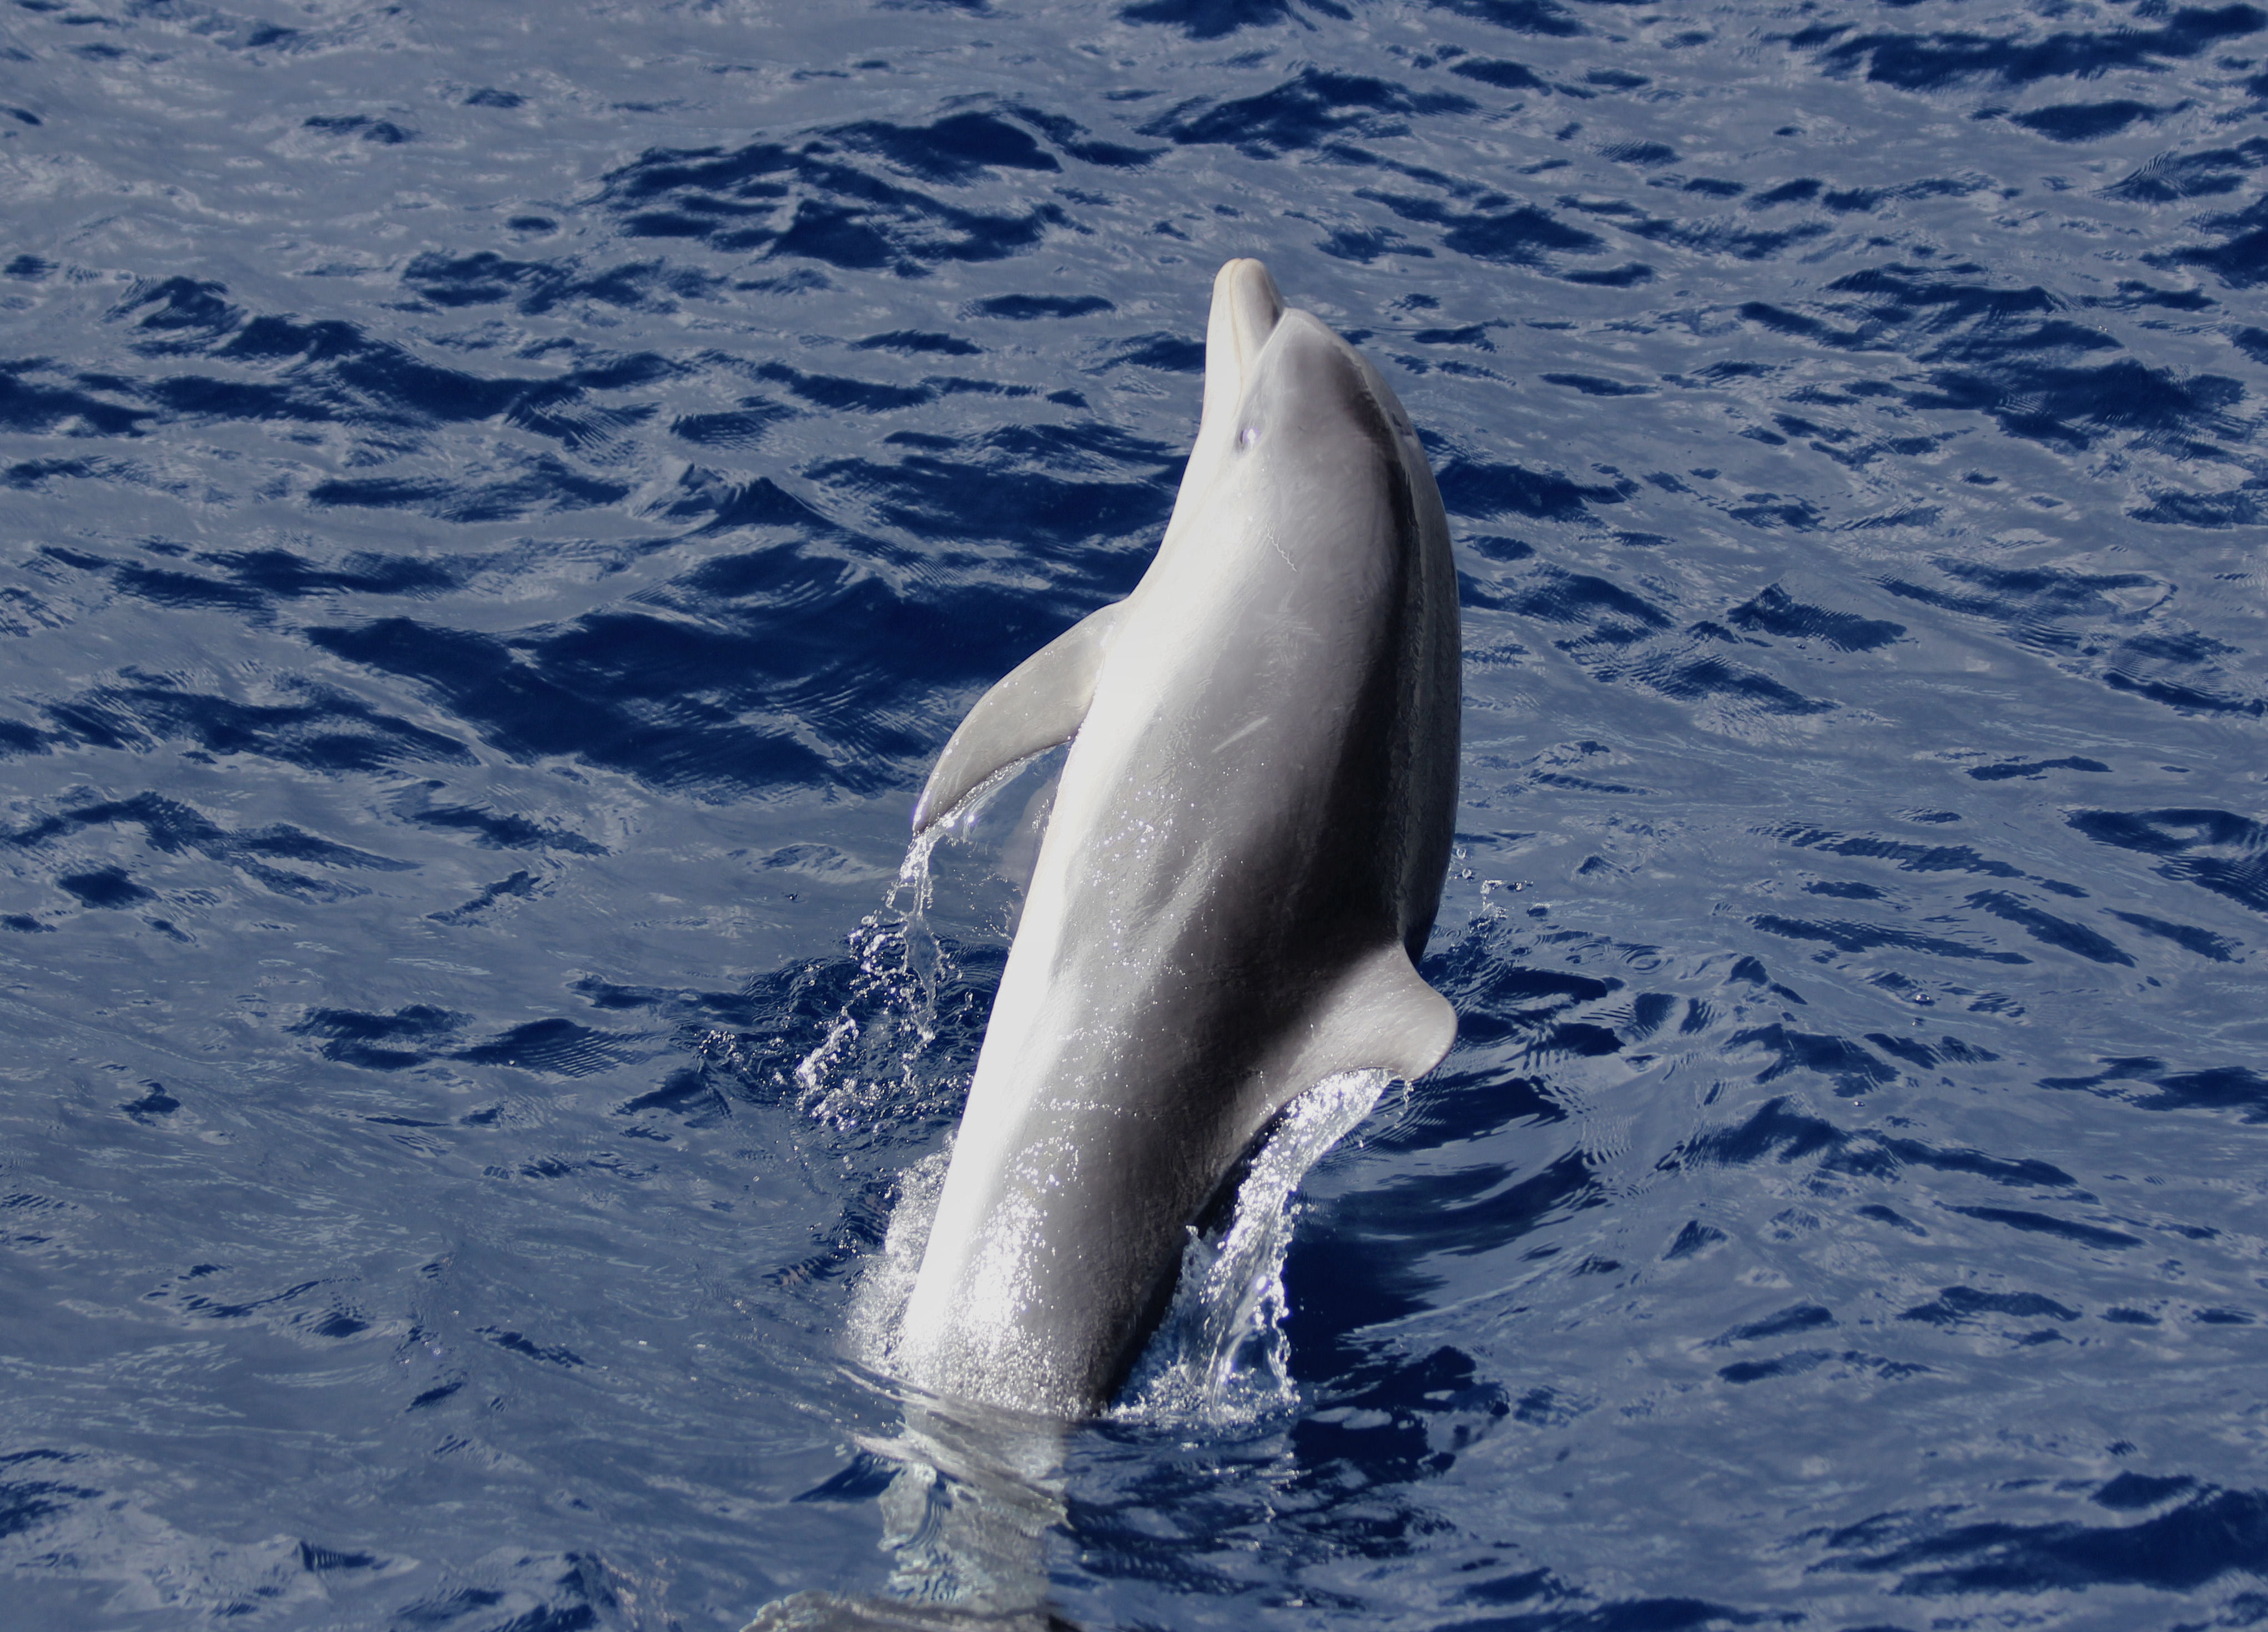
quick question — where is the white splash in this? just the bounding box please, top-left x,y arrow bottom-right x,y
853,1075 -> 1387,1428
1113,1069 -> 1389,1429
788,756 -> 1057,1131
845,1146 -> 951,1378
785,827 -> 949,1130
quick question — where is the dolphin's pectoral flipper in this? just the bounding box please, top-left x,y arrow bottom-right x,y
912,602 -> 1127,835
1280,944 -> 1458,1103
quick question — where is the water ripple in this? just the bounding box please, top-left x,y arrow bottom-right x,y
4,0 -> 2267,1626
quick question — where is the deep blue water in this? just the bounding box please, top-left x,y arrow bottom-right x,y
4,0 -> 2268,1626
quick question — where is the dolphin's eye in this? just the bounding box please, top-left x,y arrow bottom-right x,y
1236,425 -> 1259,450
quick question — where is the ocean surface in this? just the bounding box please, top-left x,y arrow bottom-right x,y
4,0 -> 2267,1626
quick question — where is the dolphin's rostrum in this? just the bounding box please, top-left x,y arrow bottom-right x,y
895,259 -> 1461,1420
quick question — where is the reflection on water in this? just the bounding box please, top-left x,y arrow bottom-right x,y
753,1403 -> 1070,1631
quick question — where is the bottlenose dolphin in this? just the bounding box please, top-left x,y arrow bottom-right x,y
894,259 -> 1461,1420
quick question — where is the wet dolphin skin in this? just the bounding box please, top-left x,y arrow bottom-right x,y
895,260 -> 1463,1419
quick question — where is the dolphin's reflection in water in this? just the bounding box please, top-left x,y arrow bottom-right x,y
750,1401 -> 1070,1631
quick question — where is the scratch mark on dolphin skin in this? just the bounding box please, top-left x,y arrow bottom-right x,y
1212,715 -> 1273,754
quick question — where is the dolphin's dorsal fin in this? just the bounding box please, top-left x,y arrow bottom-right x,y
1277,943 -> 1458,1106
913,602 -> 1126,834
